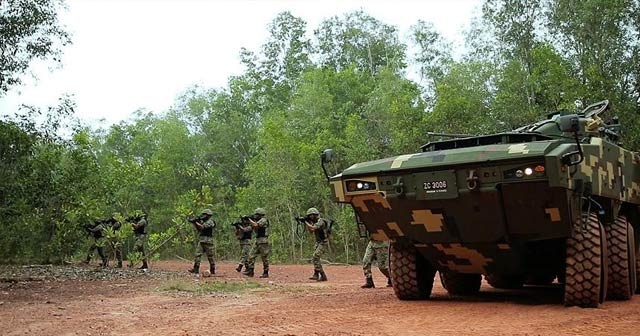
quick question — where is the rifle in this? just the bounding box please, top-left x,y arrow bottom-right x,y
187,214 -> 206,225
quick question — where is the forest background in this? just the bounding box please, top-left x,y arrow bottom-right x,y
1,0 -> 639,265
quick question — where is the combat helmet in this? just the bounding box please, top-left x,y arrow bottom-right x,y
306,207 -> 320,216
254,208 -> 266,216
201,209 -> 213,216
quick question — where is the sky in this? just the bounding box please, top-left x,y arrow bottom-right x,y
0,0 -> 480,126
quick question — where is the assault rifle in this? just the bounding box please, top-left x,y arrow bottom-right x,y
188,214 -> 207,225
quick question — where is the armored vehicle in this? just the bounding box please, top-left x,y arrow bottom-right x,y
322,100 -> 640,307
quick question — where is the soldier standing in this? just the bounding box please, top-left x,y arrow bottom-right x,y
361,238 -> 391,288
131,213 -> 149,270
243,208 -> 270,278
304,207 -> 329,281
189,209 -> 216,275
106,216 -> 124,268
85,219 -> 108,268
234,218 -> 253,272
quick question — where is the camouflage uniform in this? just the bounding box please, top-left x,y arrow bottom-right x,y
305,208 -> 329,281
244,208 -> 270,278
109,219 -> 124,268
132,216 -> 149,269
235,222 -> 253,272
85,222 -> 108,267
361,239 -> 391,288
192,216 -> 216,274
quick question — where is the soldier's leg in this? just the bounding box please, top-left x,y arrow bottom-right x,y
97,245 -> 107,267
243,243 -> 259,276
239,243 -> 251,270
140,236 -> 149,269
203,241 -> 215,274
316,243 -> 328,281
190,242 -> 203,273
115,243 -> 123,268
361,242 -> 375,288
375,246 -> 391,286
312,242 -> 323,272
258,243 -> 270,278
86,243 -> 97,263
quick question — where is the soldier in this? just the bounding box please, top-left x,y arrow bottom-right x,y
105,216 -> 124,268
189,209 -> 216,275
85,219 -> 108,268
130,213 -> 149,270
234,218 -> 253,272
304,207 -> 329,281
361,238 -> 391,288
242,208 -> 270,278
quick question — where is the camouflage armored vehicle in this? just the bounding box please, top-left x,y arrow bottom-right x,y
322,100 -> 640,307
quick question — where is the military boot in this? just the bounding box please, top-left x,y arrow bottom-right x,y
259,271 -> 269,278
308,270 -> 319,280
139,261 -> 149,270
380,268 -> 392,287
242,268 -> 254,277
101,258 -> 108,268
235,264 -> 243,272
210,265 -> 216,275
188,262 -> 200,274
317,270 -> 328,282
361,277 -> 375,288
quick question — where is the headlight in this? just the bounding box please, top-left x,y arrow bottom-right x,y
504,164 -> 545,179
346,180 -> 377,192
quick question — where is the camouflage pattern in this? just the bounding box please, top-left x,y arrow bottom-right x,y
309,218 -> 330,271
133,217 -> 149,266
362,239 -> 389,278
239,239 -> 252,269
312,242 -> 328,272
247,216 -> 270,272
247,242 -> 270,273
194,241 -> 215,266
86,223 -> 107,265
328,102 -> 640,278
194,217 -> 216,266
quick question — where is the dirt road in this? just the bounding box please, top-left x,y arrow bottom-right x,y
1,261 -> 639,335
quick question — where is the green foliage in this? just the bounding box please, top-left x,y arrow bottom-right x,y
0,0 -> 71,93
3,3 -> 640,265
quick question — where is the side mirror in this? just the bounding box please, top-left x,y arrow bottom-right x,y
558,114 -> 580,133
321,148 -> 334,164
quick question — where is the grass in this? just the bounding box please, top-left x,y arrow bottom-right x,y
158,278 -> 267,295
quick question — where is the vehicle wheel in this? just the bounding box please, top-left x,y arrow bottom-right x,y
563,213 -> 606,307
525,273 -> 556,286
628,225 -> 637,294
485,274 -> 525,289
606,216 -> 634,300
440,271 -> 482,295
389,241 -> 436,300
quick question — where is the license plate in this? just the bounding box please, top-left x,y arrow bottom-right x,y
414,170 -> 458,200
423,180 -> 449,193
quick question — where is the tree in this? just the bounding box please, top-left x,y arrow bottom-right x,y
0,0 -> 71,94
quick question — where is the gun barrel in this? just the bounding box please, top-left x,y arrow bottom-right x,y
426,132 -> 472,138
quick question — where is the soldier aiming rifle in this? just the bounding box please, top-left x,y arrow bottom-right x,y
126,212 -> 149,270
188,209 -> 216,275
84,219 -> 108,268
232,215 -> 253,272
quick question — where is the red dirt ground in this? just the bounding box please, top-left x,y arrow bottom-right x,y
1,260 -> 640,335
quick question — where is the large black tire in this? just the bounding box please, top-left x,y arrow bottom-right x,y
629,225 -> 637,294
606,216 -> 634,300
440,271 -> 482,295
564,213 -> 606,308
389,241 -> 436,300
485,274 -> 525,289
